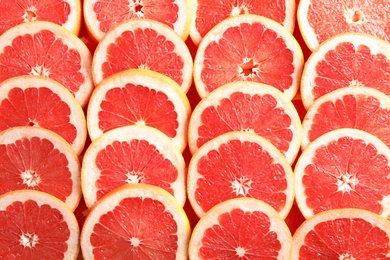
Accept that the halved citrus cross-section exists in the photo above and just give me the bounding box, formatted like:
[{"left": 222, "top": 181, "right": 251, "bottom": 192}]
[
  {"left": 80, "top": 183, "right": 190, "bottom": 259},
  {"left": 0, "top": 75, "right": 87, "bottom": 155},
  {"left": 295, "top": 128, "right": 390, "bottom": 219},
  {"left": 0, "top": 190, "right": 80, "bottom": 258},
  {"left": 189, "top": 198, "right": 292, "bottom": 259}
]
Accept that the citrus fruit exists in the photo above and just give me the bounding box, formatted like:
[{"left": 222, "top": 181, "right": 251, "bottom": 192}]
[
  {"left": 295, "top": 128, "right": 390, "bottom": 219},
  {"left": 80, "top": 183, "right": 190, "bottom": 259},
  {"left": 0, "top": 75, "right": 87, "bottom": 155},
  {"left": 92, "top": 18, "right": 193, "bottom": 93},
  {"left": 0, "top": 0, "right": 82, "bottom": 36},
  {"left": 188, "top": 131, "right": 295, "bottom": 219},
  {"left": 83, "top": 0, "right": 192, "bottom": 42},
  {"left": 82, "top": 125, "right": 186, "bottom": 208},
  {"left": 188, "top": 81, "right": 302, "bottom": 164},
  {"left": 292, "top": 208, "right": 390, "bottom": 259},
  {"left": 193, "top": 14, "right": 304, "bottom": 100},
  {"left": 301, "top": 86, "right": 390, "bottom": 150},
  {"left": 0, "top": 21, "right": 93, "bottom": 107},
  {"left": 297, "top": 0, "right": 390, "bottom": 51},
  {"left": 188, "top": 197, "right": 292, "bottom": 259},
  {"left": 190, "top": 0, "right": 296, "bottom": 46},
  {"left": 0, "top": 190, "right": 79, "bottom": 258},
  {"left": 300, "top": 32, "right": 390, "bottom": 109},
  {"left": 87, "top": 69, "right": 191, "bottom": 151}
]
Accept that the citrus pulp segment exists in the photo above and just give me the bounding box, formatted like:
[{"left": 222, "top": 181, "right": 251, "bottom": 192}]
[
  {"left": 0, "top": 0, "right": 82, "bottom": 36},
  {"left": 188, "top": 81, "right": 302, "bottom": 164},
  {"left": 0, "top": 75, "right": 87, "bottom": 155},
  {"left": 187, "top": 131, "right": 295, "bottom": 219},
  {"left": 292, "top": 208, "right": 390, "bottom": 259},
  {"left": 82, "top": 125, "right": 186, "bottom": 208},
  {"left": 190, "top": 0, "right": 296, "bottom": 46},
  {"left": 295, "top": 128, "right": 390, "bottom": 219},
  {"left": 0, "top": 190, "right": 80, "bottom": 258},
  {"left": 92, "top": 18, "right": 193, "bottom": 93},
  {"left": 302, "top": 86, "right": 390, "bottom": 150},
  {"left": 188, "top": 197, "right": 292, "bottom": 259},
  {"left": 0, "top": 126, "right": 81, "bottom": 211},
  {"left": 297, "top": 0, "right": 390, "bottom": 51},
  {"left": 300, "top": 32, "right": 390, "bottom": 109},
  {"left": 83, "top": 0, "right": 192, "bottom": 42},
  {"left": 193, "top": 14, "right": 304, "bottom": 100},
  {"left": 87, "top": 69, "right": 191, "bottom": 151},
  {"left": 80, "top": 183, "right": 190, "bottom": 259},
  {"left": 0, "top": 21, "right": 93, "bottom": 107}
]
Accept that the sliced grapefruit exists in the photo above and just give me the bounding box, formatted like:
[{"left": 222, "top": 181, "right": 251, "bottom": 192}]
[
  {"left": 83, "top": 0, "right": 192, "bottom": 42},
  {"left": 0, "top": 0, "right": 82, "bottom": 36},
  {"left": 0, "top": 190, "right": 79, "bottom": 258},
  {"left": 80, "top": 183, "right": 190, "bottom": 259},
  {"left": 92, "top": 18, "right": 193, "bottom": 93},
  {"left": 292, "top": 208, "right": 390, "bottom": 259},
  {"left": 87, "top": 69, "right": 191, "bottom": 151},
  {"left": 297, "top": 0, "right": 390, "bottom": 51},
  {"left": 301, "top": 32, "right": 390, "bottom": 109},
  {"left": 188, "top": 81, "right": 302, "bottom": 164},
  {"left": 0, "top": 21, "right": 93, "bottom": 107},
  {"left": 190, "top": 0, "right": 296, "bottom": 46},
  {"left": 193, "top": 14, "right": 304, "bottom": 100},
  {"left": 189, "top": 197, "right": 292, "bottom": 259},
  {"left": 187, "top": 131, "right": 295, "bottom": 219},
  {"left": 295, "top": 128, "right": 390, "bottom": 219},
  {"left": 302, "top": 86, "right": 390, "bottom": 150}
]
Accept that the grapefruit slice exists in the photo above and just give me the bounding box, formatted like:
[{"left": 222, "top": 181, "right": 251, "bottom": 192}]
[
  {"left": 83, "top": 0, "right": 192, "bottom": 42},
  {"left": 295, "top": 128, "right": 390, "bottom": 219},
  {"left": 0, "top": 75, "right": 87, "bottom": 155},
  {"left": 82, "top": 125, "right": 186, "bottom": 208},
  {"left": 188, "top": 81, "right": 302, "bottom": 164},
  {"left": 189, "top": 197, "right": 292, "bottom": 259},
  {"left": 0, "top": 0, "right": 82, "bottom": 35},
  {"left": 297, "top": 0, "right": 390, "bottom": 51},
  {"left": 292, "top": 208, "right": 390, "bottom": 259},
  {"left": 190, "top": 0, "right": 296, "bottom": 46},
  {"left": 87, "top": 69, "right": 191, "bottom": 152},
  {"left": 0, "top": 21, "right": 93, "bottom": 107},
  {"left": 92, "top": 18, "right": 193, "bottom": 93},
  {"left": 0, "top": 190, "right": 79, "bottom": 258},
  {"left": 193, "top": 14, "right": 304, "bottom": 100},
  {"left": 80, "top": 183, "right": 190, "bottom": 259},
  {"left": 0, "top": 126, "right": 81, "bottom": 211},
  {"left": 300, "top": 32, "right": 390, "bottom": 109},
  {"left": 187, "top": 131, "right": 295, "bottom": 219},
  {"left": 302, "top": 86, "right": 390, "bottom": 150}
]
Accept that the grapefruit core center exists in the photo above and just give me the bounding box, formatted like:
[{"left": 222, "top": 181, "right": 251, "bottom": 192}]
[
  {"left": 23, "top": 7, "right": 38, "bottom": 22},
  {"left": 130, "top": 236, "right": 141, "bottom": 247},
  {"left": 345, "top": 9, "right": 365, "bottom": 24},
  {"left": 20, "top": 233, "right": 39, "bottom": 248},
  {"left": 21, "top": 169, "right": 42, "bottom": 187},
  {"left": 336, "top": 173, "right": 358, "bottom": 193},
  {"left": 240, "top": 58, "right": 260, "bottom": 78},
  {"left": 129, "top": 1, "right": 144, "bottom": 17},
  {"left": 235, "top": 247, "right": 246, "bottom": 257},
  {"left": 231, "top": 5, "right": 249, "bottom": 16},
  {"left": 126, "top": 172, "right": 145, "bottom": 184},
  {"left": 340, "top": 253, "right": 355, "bottom": 260},
  {"left": 231, "top": 176, "right": 252, "bottom": 196},
  {"left": 30, "top": 65, "right": 50, "bottom": 77}
]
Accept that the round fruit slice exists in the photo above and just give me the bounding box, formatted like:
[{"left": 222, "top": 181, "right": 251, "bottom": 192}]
[
  {"left": 297, "top": 0, "right": 390, "bottom": 51},
  {"left": 190, "top": 0, "right": 296, "bottom": 46},
  {"left": 0, "top": 75, "right": 87, "bottom": 154},
  {"left": 188, "top": 81, "right": 302, "bottom": 164},
  {"left": 92, "top": 18, "right": 193, "bottom": 93},
  {"left": 295, "top": 128, "right": 390, "bottom": 219},
  {"left": 300, "top": 32, "right": 390, "bottom": 109},
  {"left": 83, "top": 0, "right": 192, "bottom": 42},
  {"left": 80, "top": 183, "right": 190, "bottom": 259},
  {"left": 189, "top": 197, "right": 292, "bottom": 259},
  {"left": 0, "top": 21, "right": 93, "bottom": 107},
  {"left": 0, "top": 190, "right": 79, "bottom": 258},
  {"left": 87, "top": 69, "right": 191, "bottom": 151},
  {"left": 302, "top": 86, "right": 390, "bottom": 150},
  {"left": 193, "top": 14, "right": 303, "bottom": 100},
  {"left": 82, "top": 125, "right": 186, "bottom": 208},
  {"left": 0, "top": 126, "right": 81, "bottom": 211},
  {"left": 188, "top": 131, "right": 294, "bottom": 219},
  {"left": 292, "top": 208, "right": 390, "bottom": 259}
]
